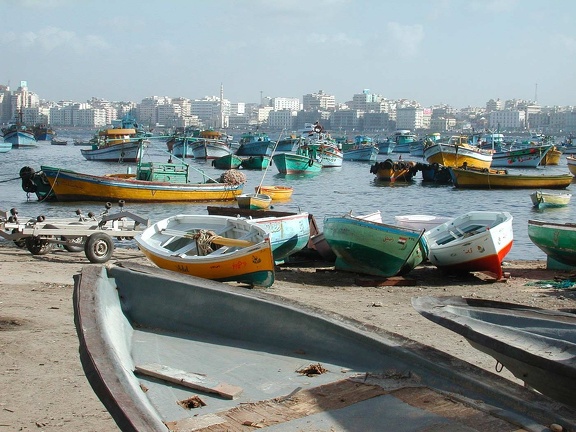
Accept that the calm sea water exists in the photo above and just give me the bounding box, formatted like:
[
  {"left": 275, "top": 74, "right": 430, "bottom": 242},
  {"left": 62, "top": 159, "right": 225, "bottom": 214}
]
[{"left": 1, "top": 129, "right": 574, "bottom": 261}]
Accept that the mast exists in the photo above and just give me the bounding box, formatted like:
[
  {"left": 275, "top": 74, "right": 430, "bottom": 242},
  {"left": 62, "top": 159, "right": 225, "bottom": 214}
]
[{"left": 220, "top": 83, "right": 224, "bottom": 129}]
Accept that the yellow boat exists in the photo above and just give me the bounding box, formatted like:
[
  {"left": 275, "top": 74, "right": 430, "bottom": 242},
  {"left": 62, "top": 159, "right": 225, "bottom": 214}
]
[
  {"left": 254, "top": 185, "right": 294, "bottom": 200},
  {"left": 450, "top": 166, "right": 574, "bottom": 189},
  {"left": 423, "top": 135, "right": 493, "bottom": 169},
  {"left": 540, "top": 146, "right": 562, "bottom": 166},
  {"left": 40, "top": 164, "right": 244, "bottom": 202},
  {"left": 567, "top": 155, "right": 576, "bottom": 176},
  {"left": 135, "top": 214, "right": 275, "bottom": 287},
  {"left": 237, "top": 193, "right": 272, "bottom": 210}
]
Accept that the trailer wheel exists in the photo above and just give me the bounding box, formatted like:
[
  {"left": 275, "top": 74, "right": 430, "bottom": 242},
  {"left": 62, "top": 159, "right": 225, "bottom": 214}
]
[
  {"left": 62, "top": 222, "right": 85, "bottom": 252},
  {"left": 84, "top": 232, "right": 114, "bottom": 263},
  {"left": 25, "top": 235, "right": 52, "bottom": 255},
  {"left": 12, "top": 229, "right": 26, "bottom": 248}
]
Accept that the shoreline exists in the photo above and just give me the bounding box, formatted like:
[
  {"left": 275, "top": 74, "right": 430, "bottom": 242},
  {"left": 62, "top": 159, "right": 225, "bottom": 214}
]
[{"left": 1, "top": 243, "right": 575, "bottom": 431}]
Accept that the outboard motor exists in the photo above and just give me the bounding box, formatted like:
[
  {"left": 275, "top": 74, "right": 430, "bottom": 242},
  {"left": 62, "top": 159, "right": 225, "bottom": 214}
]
[{"left": 19, "top": 166, "right": 38, "bottom": 193}]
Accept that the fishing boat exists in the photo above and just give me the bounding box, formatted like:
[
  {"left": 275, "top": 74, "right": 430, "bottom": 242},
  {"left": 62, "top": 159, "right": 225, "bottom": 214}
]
[
  {"left": 567, "top": 155, "right": 576, "bottom": 175},
  {"left": 423, "top": 211, "right": 514, "bottom": 280},
  {"left": 412, "top": 295, "right": 576, "bottom": 409},
  {"left": 540, "top": 145, "right": 562, "bottom": 166},
  {"left": 394, "top": 214, "right": 452, "bottom": 231},
  {"left": 235, "top": 131, "right": 274, "bottom": 156},
  {"left": 272, "top": 145, "right": 322, "bottom": 174},
  {"left": 188, "top": 131, "right": 233, "bottom": 159},
  {"left": 530, "top": 190, "right": 572, "bottom": 208},
  {"left": 1, "top": 123, "right": 37, "bottom": 147},
  {"left": 423, "top": 135, "right": 493, "bottom": 169},
  {"left": 376, "top": 138, "right": 395, "bottom": 154},
  {"left": 275, "top": 134, "right": 300, "bottom": 152},
  {"left": 392, "top": 129, "right": 416, "bottom": 153},
  {"left": 490, "top": 144, "right": 552, "bottom": 168},
  {"left": 207, "top": 206, "right": 314, "bottom": 263},
  {"left": 323, "top": 211, "right": 428, "bottom": 277},
  {"left": 528, "top": 219, "right": 576, "bottom": 267},
  {"left": 33, "top": 163, "right": 245, "bottom": 202},
  {"left": 212, "top": 153, "right": 242, "bottom": 169},
  {"left": 369, "top": 159, "right": 417, "bottom": 182},
  {"left": 450, "top": 165, "right": 574, "bottom": 189},
  {"left": 254, "top": 185, "right": 293, "bottom": 201},
  {"left": 73, "top": 263, "right": 576, "bottom": 432},
  {"left": 301, "top": 124, "right": 344, "bottom": 168},
  {"left": 33, "top": 124, "right": 56, "bottom": 141},
  {"left": 240, "top": 155, "right": 271, "bottom": 170},
  {"left": 135, "top": 214, "right": 275, "bottom": 287},
  {"left": 51, "top": 138, "right": 68, "bottom": 146},
  {"left": 342, "top": 136, "right": 379, "bottom": 162},
  {"left": 236, "top": 193, "right": 272, "bottom": 210}
]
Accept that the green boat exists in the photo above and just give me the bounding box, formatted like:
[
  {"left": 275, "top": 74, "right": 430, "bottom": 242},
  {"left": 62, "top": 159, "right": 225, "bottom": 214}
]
[
  {"left": 323, "top": 212, "right": 428, "bottom": 277},
  {"left": 240, "top": 155, "right": 271, "bottom": 170},
  {"left": 272, "top": 145, "right": 322, "bottom": 174},
  {"left": 528, "top": 219, "right": 576, "bottom": 267},
  {"left": 212, "top": 154, "right": 242, "bottom": 169}
]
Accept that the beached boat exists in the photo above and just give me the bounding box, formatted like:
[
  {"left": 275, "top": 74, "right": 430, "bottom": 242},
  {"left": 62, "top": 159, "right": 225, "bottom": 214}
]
[
  {"left": 34, "top": 163, "right": 245, "bottom": 202},
  {"left": 254, "top": 185, "right": 293, "bottom": 200},
  {"left": 135, "top": 214, "right": 275, "bottom": 287},
  {"left": 369, "top": 159, "right": 417, "bottom": 182},
  {"left": 236, "top": 193, "right": 272, "bottom": 210},
  {"left": 394, "top": 214, "right": 452, "bottom": 231},
  {"left": 240, "top": 155, "right": 271, "bottom": 170},
  {"left": 528, "top": 219, "right": 576, "bottom": 267},
  {"left": 423, "top": 211, "right": 513, "bottom": 280},
  {"left": 567, "top": 155, "right": 576, "bottom": 175},
  {"left": 73, "top": 263, "right": 576, "bottom": 432},
  {"left": 530, "top": 190, "right": 572, "bottom": 208},
  {"left": 236, "top": 131, "right": 274, "bottom": 156},
  {"left": 206, "top": 206, "right": 313, "bottom": 263},
  {"left": 490, "top": 144, "right": 552, "bottom": 168},
  {"left": 423, "top": 135, "right": 493, "bottom": 169},
  {"left": 272, "top": 145, "right": 322, "bottom": 174},
  {"left": 450, "top": 165, "right": 574, "bottom": 189},
  {"left": 323, "top": 211, "right": 428, "bottom": 277},
  {"left": 212, "top": 153, "right": 242, "bottom": 169},
  {"left": 412, "top": 295, "right": 576, "bottom": 408}
]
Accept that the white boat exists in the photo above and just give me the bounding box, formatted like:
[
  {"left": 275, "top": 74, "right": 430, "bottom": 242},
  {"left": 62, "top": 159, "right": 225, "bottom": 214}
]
[
  {"left": 394, "top": 214, "right": 452, "bottom": 231},
  {"left": 135, "top": 214, "right": 275, "bottom": 287},
  {"left": 189, "top": 139, "right": 233, "bottom": 159},
  {"left": 490, "top": 144, "right": 552, "bottom": 168},
  {"left": 530, "top": 190, "right": 572, "bottom": 208},
  {"left": 567, "top": 155, "right": 576, "bottom": 175},
  {"left": 423, "top": 211, "right": 514, "bottom": 280}
]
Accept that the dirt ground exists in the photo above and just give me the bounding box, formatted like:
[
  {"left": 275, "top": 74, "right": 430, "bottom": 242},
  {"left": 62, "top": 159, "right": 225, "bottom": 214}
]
[{"left": 1, "top": 242, "right": 575, "bottom": 431}]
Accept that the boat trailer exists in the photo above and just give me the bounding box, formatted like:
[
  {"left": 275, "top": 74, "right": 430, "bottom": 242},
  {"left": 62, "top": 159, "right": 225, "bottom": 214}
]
[{"left": 0, "top": 202, "right": 149, "bottom": 263}]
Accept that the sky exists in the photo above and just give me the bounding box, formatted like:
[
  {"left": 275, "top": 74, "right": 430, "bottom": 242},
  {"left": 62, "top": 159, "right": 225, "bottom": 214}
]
[{"left": 1, "top": 0, "right": 575, "bottom": 109}]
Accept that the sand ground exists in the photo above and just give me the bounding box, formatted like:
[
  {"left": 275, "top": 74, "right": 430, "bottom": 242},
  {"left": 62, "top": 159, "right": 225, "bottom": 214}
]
[{"left": 1, "top": 243, "right": 575, "bottom": 431}]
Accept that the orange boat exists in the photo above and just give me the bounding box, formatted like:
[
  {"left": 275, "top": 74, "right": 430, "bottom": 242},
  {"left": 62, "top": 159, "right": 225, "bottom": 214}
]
[{"left": 254, "top": 185, "right": 293, "bottom": 200}]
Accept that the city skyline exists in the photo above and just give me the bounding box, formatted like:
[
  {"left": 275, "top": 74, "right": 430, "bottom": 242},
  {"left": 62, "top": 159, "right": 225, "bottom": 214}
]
[{"left": 1, "top": 0, "right": 575, "bottom": 108}]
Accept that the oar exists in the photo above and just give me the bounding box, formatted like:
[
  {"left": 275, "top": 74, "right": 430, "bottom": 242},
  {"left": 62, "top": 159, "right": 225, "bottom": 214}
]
[{"left": 210, "top": 236, "right": 254, "bottom": 247}]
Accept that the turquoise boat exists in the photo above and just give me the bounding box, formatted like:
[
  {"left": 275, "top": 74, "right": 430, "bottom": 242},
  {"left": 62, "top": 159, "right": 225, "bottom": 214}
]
[
  {"left": 240, "top": 155, "right": 271, "bottom": 170},
  {"left": 212, "top": 154, "right": 242, "bottom": 169},
  {"left": 323, "top": 212, "right": 428, "bottom": 277},
  {"left": 272, "top": 145, "right": 322, "bottom": 174},
  {"left": 528, "top": 220, "right": 576, "bottom": 267},
  {"left": 236, "top": 131, "right": 274, "bottom": 156}
]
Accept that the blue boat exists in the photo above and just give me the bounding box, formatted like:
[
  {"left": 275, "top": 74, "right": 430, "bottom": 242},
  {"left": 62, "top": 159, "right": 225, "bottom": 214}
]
[
  {"left": 1, "top": 124, "right": 37, "bottom": 148},
  {"left": 343, "top": 136, "right": 378, "bottom": 162},
  {"left": 236, "top": 131, "right": 274, "bottom": 156},
  {"left": 392, "top": 130, "right": 416, "bottom": 153},
  {"left": 33, "top": 125, "right": 56, "bottom": 141},
  {"left": 0, "top": 140, "right": 12, "bottom": 153}
]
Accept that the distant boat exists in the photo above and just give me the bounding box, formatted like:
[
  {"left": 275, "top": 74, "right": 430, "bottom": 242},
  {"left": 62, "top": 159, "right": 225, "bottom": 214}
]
[
  {"left": 73, "top": 263, "right": 575, "bottom": 432},
  {"left": 423, "top": 135, "right": 492, "bottom": 169},
  {"left": 530, "top": 190, "right": 571, "bottom": 208},
  {"left": 51, "top": 138, "right": 68, "bottom": 146},
  {"left": 450, "top": 165, "right": 574, "bottom": 189},
  {"left": 323, "top": 211, "right": 428, "bottom": 277},
  {"left": 369, "top": 159, "right": 417, "bottom": 182},
  {"left": 376, "top": 138, "right": 395, "bottom": 154},
  {"left": 412, "top": 295, "right": 576, "bottom": 409},
  {"left": 1, "top": 124, "right": 37, "bottom": 148},
  {"left": 33, "top": 124, "right": 55, "bottom": 141},
  {"left": 342, "top": 136, "right": 379, "bottom": 162},
  {"left": 0, "top": 140, "right": 13, "bottom": 153},
  {"left": 236, "top": 131, "right": 274, "bottom": 156},
  {"left": 275, "top": 135, "right": 300, "bottom": 152},
  {"left": 212, "top": 154, "right": 243, "bottom": 169},
  {"left": 540, "top": 145, "right": 562, "bottom": 166},
  {"left": 254, "top": 185, "right": 293, "bottom": 201},
  {"left": 528, "top": 219, "right": 576, "bottom": 267},
  {"left": 423, "top": 211, "right": 514, "bottom": 280},
  {"left": 188, "top": 131, "right": 233, "bottom": 159},
  {"left": 392, "top": 129, "right": 416, "bottom": 153},
  {"left": 240, "top": 155, "right": 271, "bottom": 170},
  {"left": 135, "top": 214, "right": 275, "bottom": 287},
  {"left": 567, "top": 155, "right": 576, "bottom": 175}
]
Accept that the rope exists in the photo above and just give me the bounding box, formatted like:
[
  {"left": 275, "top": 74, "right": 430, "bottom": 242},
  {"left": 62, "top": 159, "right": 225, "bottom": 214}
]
[
  {"left": 0, "top": 176, "right": 21, "bottom": 183},
  {"left": 193, "top": 229, "right": 219, "bottom": 256}
]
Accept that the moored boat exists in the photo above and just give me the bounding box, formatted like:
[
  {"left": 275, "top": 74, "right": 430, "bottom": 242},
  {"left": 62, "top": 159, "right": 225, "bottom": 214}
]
[
  {"left": 240, "top": 155, "right": 271, "bottom": 170},
  {"left": 490, "top": 144, "right": 552, "bottom": 168},
  {"left": 135, "top": 214, "right": 275, "bottom": 287},
  {"left": 369, "top": 159, "right": 417, "bottom": 182},
  {"left": 73, "top": 263, "right": 576, "bottom": 432},
  {"left": 236, "top": 131, "right": 274, "bottom": 156},
  {"left": 392, "top": 129, "right": 416, "bottom": 153},
  {"left": 34, "top": 163, "right": 245, "bottom": 202},
  {"left": 528, "top": 219, "right": 576, "bottom": 267},
  {"left": 236, "top": 193, "right": 272, "bottom": 210},
  {"left": 540, "top": 145, "right": 562, "bottom": 166},
  {"left": 51, "top": 138, "right": 68, "bottom": 146},
  {"left": 450, "top": 165, "right": 574, "bottom": 189},
  {"left": 530, "top": 190, "right": 572, "bottom": 208},
  {"left": 254, "top": 185, "right": 293, "bottom": 201},
  {"left": 212, "top": 153, "right": 242, "bottom": 169},
  {"left": 1, "top": 123, "right": 37, "bottom": 147},
  {"left": 423, "top": 135, "right": 493, "bottom": 169},
  {"left": 33, "top": 124, "right": 56, "bottom": 141},
  {"left": 423, "top": 211, "right": 514, "bottom": 280},
  {"left": 567, "top": 155, "right": 576, "bottom": 175},
  {"left": 412, "top": 295, "right": 576, "bottom": 408},
  {"left": 342, "top": 135, "right": 378, "bottom": 162},
  {"left": 0, "top": 140, "right": 13, "bottom": 153},
  {"left": 323, "top": 211, "right": 428, "bottom": 277},
  {"left": 188, "top": 131, "right": 232, "bottom": 159},
  {"left": 272, "top": 146, "right": 322, "bottom": 174},
  {"left": 80, "top": 127, "right": 146, "bottom": 162}
]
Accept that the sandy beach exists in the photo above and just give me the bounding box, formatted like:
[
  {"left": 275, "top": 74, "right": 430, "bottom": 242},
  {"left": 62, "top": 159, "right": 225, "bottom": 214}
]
[{"left": 1, "top": 242, "right": 575, "bottom": 431}]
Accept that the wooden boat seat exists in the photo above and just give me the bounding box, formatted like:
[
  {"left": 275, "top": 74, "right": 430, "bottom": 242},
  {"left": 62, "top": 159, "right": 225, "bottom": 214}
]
[{"left": 437, "top": 224, "right": 487, "bottom": 245}]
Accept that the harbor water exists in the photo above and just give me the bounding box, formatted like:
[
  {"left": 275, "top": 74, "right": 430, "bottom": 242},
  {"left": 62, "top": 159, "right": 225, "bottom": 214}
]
[{"left": 1, "top": 130, "right": 574, "bottom": 262}]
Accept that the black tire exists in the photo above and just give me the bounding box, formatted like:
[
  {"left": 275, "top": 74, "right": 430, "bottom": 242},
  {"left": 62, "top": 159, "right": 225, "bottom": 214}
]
[
  {"left": 25, "top": 236, "right": 52, "bottom": 255},
  {"left": 84, "top": 232, "right": 114, "bottom": 263},
  {"left": 12, "top": 229, "right": 26, "bottom": 248},
  {"left": 62, "top": 222, "right": 85, "bottom": 252}
]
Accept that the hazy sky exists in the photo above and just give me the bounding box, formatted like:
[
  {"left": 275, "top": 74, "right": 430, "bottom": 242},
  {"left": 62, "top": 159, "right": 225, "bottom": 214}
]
[{"left": 1, "top": 0, "right": 575, "bottom": 108}]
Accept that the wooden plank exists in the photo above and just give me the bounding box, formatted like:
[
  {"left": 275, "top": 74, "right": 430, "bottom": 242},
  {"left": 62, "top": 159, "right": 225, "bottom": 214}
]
[{"left": 134, "top": 363, "right": 243, "bottom": 400}]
